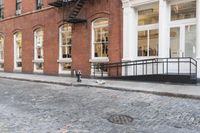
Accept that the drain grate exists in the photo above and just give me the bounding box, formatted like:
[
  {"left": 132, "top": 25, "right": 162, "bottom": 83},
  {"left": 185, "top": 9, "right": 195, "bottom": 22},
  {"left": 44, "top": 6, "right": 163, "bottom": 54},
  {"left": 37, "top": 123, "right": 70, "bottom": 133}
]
[{"left": 107, "top": 114, "right": 133, "bottom": 125}]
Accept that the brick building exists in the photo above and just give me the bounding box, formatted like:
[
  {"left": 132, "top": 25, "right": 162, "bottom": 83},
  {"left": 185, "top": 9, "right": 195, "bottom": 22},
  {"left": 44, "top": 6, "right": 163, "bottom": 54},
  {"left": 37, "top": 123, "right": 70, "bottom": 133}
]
[{"left": 0, "top": 0, "right": 122, "bottom": 76}]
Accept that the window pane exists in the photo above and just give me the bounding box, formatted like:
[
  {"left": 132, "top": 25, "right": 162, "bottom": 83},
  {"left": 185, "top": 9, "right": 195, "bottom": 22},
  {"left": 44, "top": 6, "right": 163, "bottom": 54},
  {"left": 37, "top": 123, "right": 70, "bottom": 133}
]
[
  {"left": 0, "top": 63, "right": 3, "bottom": 69},
  {"left": 60, "top": 24, "right": 72, "bottom": 59},
  {"left": 0, "top": 35, "right": 4, "bottom": 60},
  {"left": 35, "top": 29, "right": 43, "bottom": 59},
  {"left": 93, "top": 63, "right": 108, "bottom": 74},
  {"left": 138, "top": 31, "right": 148, "bottom": 56},
  {"left": 138, "top": 6, "right": 159, "bottom": 25},
  {"left": 171, "top": 1, "right": 196, "bottom": 21},
  {"left": 149, "top": 29, "right": 158, "bottom": 56},
  {"left": 17, "top": 62, "right": 22, "bottom": 67},
  {"left": 35, "top": 62, "right": 43, "bottom": 70},
  {"left": 170, "top": 27, "right": 180, "bottom": 57},
  {"left": 185, "top": 25, "right": 196, "bottom": 58},
  {"left": 61, "top": 63, "right": 71, "bottom": 71},
  {"left": 15, "top": 32, "right": 22, "bottom": 60},
  {"left": 36, "top": 47, "right": 43, "bottom": 59},
  {"left": 93, "top": 19, "right": 109, "bottom": 58}
]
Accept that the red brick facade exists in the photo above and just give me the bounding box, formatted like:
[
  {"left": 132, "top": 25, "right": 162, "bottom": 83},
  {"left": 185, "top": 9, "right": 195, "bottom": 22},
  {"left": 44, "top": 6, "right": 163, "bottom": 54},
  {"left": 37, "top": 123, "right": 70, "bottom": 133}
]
[{"left": 0, "top": 0, "right": 122, "bottom": 76}]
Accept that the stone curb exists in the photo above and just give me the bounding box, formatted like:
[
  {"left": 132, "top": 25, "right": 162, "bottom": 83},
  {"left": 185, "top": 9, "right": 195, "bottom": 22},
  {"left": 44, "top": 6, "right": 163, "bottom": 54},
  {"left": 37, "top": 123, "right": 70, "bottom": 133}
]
[{"left": 0, "top": 76, "right": 200, "bottom": 100}]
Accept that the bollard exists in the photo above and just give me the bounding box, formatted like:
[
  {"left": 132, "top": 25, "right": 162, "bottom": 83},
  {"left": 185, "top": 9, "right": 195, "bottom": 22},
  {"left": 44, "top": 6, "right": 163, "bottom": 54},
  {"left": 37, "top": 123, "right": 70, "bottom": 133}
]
[{"left": 76, "top": 70, "right": 82, "bottom": 82}]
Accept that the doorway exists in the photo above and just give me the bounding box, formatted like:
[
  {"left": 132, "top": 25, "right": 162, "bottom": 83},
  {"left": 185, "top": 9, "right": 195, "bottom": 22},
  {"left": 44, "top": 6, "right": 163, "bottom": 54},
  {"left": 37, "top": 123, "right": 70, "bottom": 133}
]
[{"left": 170, "top": 25, "right": 196, "bottom": 58}]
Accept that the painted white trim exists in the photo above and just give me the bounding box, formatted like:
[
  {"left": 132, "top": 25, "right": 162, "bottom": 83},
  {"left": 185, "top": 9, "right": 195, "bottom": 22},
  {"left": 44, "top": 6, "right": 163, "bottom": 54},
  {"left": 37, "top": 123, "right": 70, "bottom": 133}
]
[
  {"left": 58, "top": 24, "right": 73, "bottom": 74},
  {"left": 33, "top": 29, "right": 44, "bottom": 73},
  {"left": 13, "top": 32, "right": 22, "bottom": 71}
]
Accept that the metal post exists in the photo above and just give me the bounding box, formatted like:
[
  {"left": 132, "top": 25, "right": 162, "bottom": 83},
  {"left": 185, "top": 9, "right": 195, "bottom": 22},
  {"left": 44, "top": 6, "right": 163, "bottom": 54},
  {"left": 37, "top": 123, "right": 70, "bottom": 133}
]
[
  {"left": 166, "top": 58, "right": 168, "bottom": 75},
  {"left": 178, "top": 58, "right": 180, "bottom": 75}
]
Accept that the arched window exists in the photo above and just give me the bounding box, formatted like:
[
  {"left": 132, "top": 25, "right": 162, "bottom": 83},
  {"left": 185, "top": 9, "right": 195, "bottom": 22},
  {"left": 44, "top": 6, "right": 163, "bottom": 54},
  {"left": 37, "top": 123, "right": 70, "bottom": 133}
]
[
  {"left": 0, "top": 34, "right": 4, "bottom": 69},
  {"left": 58, "top": 24, "right": 72, "bottom": 74},
  {"left": 14, "top": 32, "right": 22, "bottom": 71},
  {"left": 91, "top": 18, "right": 109, "bottom": 76},
  {"left": 92, "top": 18, "right": 109, "bottom": 58},
  {"left": 33, "top": 28, "right": 43, "bottom": 72}
]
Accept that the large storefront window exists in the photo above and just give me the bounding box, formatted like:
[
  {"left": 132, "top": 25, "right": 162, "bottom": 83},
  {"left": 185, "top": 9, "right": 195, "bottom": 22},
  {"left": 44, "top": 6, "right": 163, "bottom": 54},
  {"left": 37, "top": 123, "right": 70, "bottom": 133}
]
[
  {"left": 137, "top": 5, "right": 159, "bottom": 57},
  {"left": 93, "top": 18, "right": 109, "bottom": 58},
  {"left": 185, "top": 25, "right": 196, "bottom": 58},
  {"left": 170, "top": 1, "right": 197, "bottom": 58},
  {"left": 58, "top": 24, "right": 72, "bottom": 74},
  {"left": 138, "top": 6, "right": 159, "bottom": 25},
  {"left": 14, "top": 32, "right": 22, "bottom": 70},
  {"left": 138, "top": 30, "right": 158, "bottom": 56},
  {"left": 171, "top": 1, "right": 196, "bottom": 21},
  {"left": 34, "top": 29, "right": 43, "bottom": 72},
  {"left": 0, "top": 35, "right": 4, "bottom": 69}
]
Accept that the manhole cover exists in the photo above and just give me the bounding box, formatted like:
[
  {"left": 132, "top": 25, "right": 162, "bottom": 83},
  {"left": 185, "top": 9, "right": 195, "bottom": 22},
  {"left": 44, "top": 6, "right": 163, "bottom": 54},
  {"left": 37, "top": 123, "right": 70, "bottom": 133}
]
[{"left": 107, "top": 114, "right": 133, "bottom": 125}]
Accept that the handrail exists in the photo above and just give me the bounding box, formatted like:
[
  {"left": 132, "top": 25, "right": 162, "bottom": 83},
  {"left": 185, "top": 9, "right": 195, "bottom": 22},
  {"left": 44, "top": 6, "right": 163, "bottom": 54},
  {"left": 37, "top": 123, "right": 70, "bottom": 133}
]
[{"left": 92, "top": 57, "right": 198, "bottom": 82}]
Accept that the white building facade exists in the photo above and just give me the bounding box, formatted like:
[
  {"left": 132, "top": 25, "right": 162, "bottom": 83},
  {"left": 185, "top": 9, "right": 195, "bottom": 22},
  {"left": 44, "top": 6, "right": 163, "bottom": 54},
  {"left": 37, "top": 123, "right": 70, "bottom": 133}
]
[{"left": 122, "top": 0, "right": 200, "bottom": 78}]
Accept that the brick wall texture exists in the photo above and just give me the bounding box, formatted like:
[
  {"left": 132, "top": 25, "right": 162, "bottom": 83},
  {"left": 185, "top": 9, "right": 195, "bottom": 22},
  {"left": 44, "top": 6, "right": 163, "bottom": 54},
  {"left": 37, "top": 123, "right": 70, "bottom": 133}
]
[{"left": 0, "top": 0, "right": 122, "bottom": 76}]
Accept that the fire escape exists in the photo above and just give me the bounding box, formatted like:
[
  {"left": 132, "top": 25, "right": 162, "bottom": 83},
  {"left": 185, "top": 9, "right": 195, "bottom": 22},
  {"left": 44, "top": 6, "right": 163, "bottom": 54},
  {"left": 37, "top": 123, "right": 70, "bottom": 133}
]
[{"left": 48, "top": 0, "right": 87, "bottom": 23}]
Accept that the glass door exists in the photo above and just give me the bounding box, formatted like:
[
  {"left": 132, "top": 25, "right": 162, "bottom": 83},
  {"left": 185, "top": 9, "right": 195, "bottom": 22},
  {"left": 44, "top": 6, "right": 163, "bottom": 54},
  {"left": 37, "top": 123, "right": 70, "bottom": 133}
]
[
  {"left": 185, "top": 25, "right": 196, "bottom": 58},
  {"left": 170, "top": 25, "right": 196, "bottom": 58}
]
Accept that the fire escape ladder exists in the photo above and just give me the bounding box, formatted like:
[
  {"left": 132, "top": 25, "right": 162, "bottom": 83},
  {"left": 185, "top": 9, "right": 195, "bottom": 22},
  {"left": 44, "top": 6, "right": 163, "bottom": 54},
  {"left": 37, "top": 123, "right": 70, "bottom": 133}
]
[{"left": 66, "top": 0, "right": 87, "bottom": 23}]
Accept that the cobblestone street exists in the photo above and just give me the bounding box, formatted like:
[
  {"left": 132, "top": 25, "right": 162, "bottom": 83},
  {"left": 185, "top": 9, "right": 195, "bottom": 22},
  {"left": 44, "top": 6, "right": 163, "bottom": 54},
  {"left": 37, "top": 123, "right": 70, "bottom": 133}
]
[{"left": 0, "top": 79, "right": 200, "bottom": 133}]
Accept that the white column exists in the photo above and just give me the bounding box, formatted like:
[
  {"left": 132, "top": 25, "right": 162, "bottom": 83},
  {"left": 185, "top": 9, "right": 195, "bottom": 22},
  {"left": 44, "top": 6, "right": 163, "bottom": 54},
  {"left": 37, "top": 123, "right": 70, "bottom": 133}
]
[
  {"left": 196, "top": 0, "right": 200, "bottom": 58},
  {"left": 196, "top": 0, "right": 200, "bottom": 78},
  {"left": 158, "top": 0, "right": 169, "bottom": 58},
  {"left": 122, "top": 6, "right": 137, "bottom": 61}
]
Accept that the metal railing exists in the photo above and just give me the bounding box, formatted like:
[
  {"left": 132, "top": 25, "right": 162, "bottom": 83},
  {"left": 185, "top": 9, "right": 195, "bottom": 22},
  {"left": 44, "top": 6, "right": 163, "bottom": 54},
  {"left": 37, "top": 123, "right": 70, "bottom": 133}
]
[{"left": 92, "top": 57, "right": 197, "bottom": 81}]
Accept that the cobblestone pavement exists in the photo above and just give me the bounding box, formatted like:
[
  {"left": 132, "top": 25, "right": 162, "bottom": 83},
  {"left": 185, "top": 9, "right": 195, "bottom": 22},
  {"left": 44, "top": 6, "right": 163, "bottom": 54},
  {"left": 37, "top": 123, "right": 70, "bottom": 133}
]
[{"left": 0, "top": 79, "right": 200, "bottom": 133}]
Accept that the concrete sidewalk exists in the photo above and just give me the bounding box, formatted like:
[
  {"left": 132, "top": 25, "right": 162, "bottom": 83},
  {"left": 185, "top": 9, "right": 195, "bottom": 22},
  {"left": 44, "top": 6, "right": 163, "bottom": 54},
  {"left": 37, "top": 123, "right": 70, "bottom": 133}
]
[{"left": 0, "top": 72, "right": 200, "bottom": 99}]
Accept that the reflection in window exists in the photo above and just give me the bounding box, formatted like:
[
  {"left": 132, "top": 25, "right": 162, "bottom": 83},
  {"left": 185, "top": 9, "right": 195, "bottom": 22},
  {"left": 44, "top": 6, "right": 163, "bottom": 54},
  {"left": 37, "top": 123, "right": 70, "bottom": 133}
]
[
  {"left": 138, "top": 6, "right": 159, "bottom": 25},
  {"left": 138, "top": 31, "right": 148, "bottom": 56},
  {"left": 34, "top": 29, "right": 43, "bottom": 72},
  {"left": 60, "top": 24, "right": 72, "bottom": 59},
  {"left": 92, "top": 63, "right": 108, "bottom": 76},
  {"left": 138, "top": 30, "right": 158, "bottom": 57},
  {"left": 34, "top": 29, "right": 43, "bottom": 59},
  {"left": 0, "top": 0, "right": 4, "bottom": 19},
  {"left": 170, "top": 27, "right": 180, "bottom": 57},
  {"left": 149, "top": 30, "right": 158, "bottom": 56},
  {"left": 171, "top": 1, "right": 196, "bottom": 21},
  {"left": 93, "top": 18, "right": 109, "bottom": 58},
  {"left": 59, "top": 24, "right": 72, "bottom": 74},
  {"left": 61, "top": 63, "right": 71, "bottom": 71},
  {"left": 35, "top": 62, "right": 43, "bottom": 70},
  {"left": 14, "top": 32, "right": 22, "bottom": 69},
  {"left": 185, "top": 25, "right": 196, "bottom": 58}
]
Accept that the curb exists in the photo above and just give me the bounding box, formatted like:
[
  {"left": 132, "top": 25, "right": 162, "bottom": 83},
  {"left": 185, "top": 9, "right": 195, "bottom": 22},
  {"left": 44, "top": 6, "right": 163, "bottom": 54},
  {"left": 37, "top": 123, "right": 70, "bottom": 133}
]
[{"left": 1, "top": 76, "right": 200, "bottom": 100}]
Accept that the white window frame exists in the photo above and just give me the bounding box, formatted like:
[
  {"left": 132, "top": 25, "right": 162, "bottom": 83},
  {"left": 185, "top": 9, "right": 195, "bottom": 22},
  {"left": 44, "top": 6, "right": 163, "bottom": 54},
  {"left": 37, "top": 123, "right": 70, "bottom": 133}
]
[
  {"left": 90, "top": 18, "right": 109, "bottom": 63},
  {"left": 90, "top": 18, "right": 109, "bottom": 76},
  {"left": 0, "top": 34, "right": 4, "bottom": 70},
  {"left": 57, "top": 24, "right": 72, "bottom": 74},
  {"left": 169, "top": 0, "right": 197, "bottom": 58},
  {"left": 13, "top": 32, "right": 22, "bottom": 71},
  {"left": 33, "top": 29, "right": 44, "bottom": 73},
  {"left": 137, "top": 5, "right": 159, "bottom": 59}
]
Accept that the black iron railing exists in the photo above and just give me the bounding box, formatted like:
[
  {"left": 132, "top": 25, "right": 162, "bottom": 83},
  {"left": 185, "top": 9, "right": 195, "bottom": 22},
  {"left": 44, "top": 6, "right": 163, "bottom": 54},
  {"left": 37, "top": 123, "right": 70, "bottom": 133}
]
[{"left": 92, "top": 57, "right": 198, "bottom": 81}]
